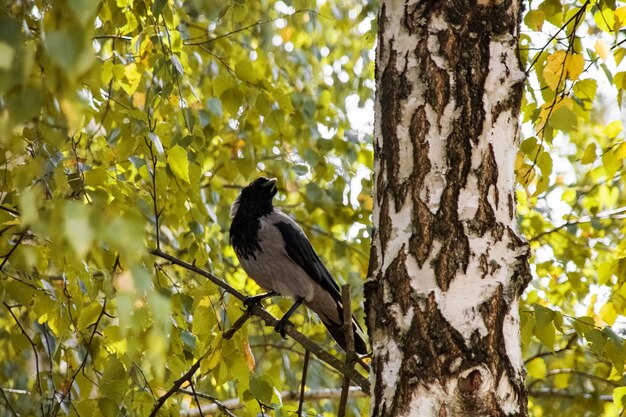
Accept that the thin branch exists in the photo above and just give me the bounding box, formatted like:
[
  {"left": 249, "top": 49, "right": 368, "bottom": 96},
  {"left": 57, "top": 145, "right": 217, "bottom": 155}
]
[
  {"left": 529, "top": 388, "right": 612, "bottom": 402},
  {"left": 338, "top": 285, "right": 355, "bottom": 417},
  {"left": 530, "top": 206, "right": 626, "bottom": 242},
  {"left": 188, "top": 381, "right": 205, "bottom": 417},
  {"left": 3, "top": 302, "right": 45, "bottom": 416},
  {"left": 525, "top": 1, "right": 590, "bottom": 72},
  {"left": 51, "top": 298, "right": 108, "bottom": 417},
  {"left": 0, "top": 232, "right": 26, "bottom": 271},
  {"left": 93, "top": 35, "right": 132, "bottom": 41},
  {"left": 182, "top": 387, "right": 366, "bottom": 416},
  {"left": 0, "top": 205, "right": 20, "bottom": 216},
  {"left": 524, "top": 334, "right": 577, "bottom": 364},
  {"left": 177, "top": 389, "right": 237, "bottom": 417},
  {"left": 184, "top": 10, "right": 316, "bottom": 46},
  {"left": 297, "top": 349, "right": 310, "bottom": 416},
  {"left": 148, "top": 357, "right": 204, "bottom": 417},
  {"left": 0, "top": 386, "right": 19, "bottom": 417},
  {"left": 223, "top": 309, "right": 252, "bottom": 339},
  {"left": 149, "top": 249, "right": 370, "bottom": 393}
]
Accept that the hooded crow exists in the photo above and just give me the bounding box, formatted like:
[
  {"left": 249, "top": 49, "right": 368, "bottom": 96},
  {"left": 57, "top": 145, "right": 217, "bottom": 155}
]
[{"left": 230, "top": 176, "right": 367, "bottom": 354}]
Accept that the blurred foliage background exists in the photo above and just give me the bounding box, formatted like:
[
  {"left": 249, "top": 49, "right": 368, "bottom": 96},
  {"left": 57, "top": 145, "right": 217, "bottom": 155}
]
[{"left": 2, "top": 0, "right": 626, "bottom": 416}]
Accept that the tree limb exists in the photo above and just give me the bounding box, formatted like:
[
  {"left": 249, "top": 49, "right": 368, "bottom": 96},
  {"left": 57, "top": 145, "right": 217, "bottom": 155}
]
[{"left": 149, "top": 248, "right": 371, "bottom": 394}]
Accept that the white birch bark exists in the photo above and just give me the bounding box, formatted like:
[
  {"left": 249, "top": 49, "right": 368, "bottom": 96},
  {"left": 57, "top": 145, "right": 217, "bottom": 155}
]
[{"left": 365, "top": 1, "right": 530, "bottom": 416}]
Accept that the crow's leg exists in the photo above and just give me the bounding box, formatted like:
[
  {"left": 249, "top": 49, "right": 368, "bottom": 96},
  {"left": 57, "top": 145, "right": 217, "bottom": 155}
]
[
  {"left": 275, "top": 297, "right": 304, "bottom": 338},
  {"left": 243, "top": 291, "right": 277, "bottom": 309}
]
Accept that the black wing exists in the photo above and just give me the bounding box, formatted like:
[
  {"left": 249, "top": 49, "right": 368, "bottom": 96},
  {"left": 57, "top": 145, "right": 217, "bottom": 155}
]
[{"left": 274, "top": 220, "right": 342, "bottom": 302}]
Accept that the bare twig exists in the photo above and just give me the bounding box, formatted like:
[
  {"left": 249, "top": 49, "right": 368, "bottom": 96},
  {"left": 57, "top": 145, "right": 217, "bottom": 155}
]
[
  {"left": 149, "top": 249, "right": 370, "bottom": 393},
  {"left": 188, "top": 381, "right": 205, "bottom": 417},
  {"left": 297, "top": 349, "right": 310, "bottom": 416}
]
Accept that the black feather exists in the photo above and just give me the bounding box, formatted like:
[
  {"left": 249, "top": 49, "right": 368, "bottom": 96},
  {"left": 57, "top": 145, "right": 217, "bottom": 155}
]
[
  {"left": 274, "top": 221, "right": 341, "bottom": 300},
  {"left": 229, "top": 177, "right": 277, "bottom": 260}
]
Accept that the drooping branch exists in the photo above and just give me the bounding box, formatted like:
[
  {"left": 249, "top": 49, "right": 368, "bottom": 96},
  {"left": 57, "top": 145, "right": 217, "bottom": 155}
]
[{"left": 149, "top": 249, "right": 370, "bottom": 393}]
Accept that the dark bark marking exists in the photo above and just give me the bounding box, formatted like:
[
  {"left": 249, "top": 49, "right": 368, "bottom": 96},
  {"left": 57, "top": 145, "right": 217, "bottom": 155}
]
[
  {"left": 469, "top": 143, "right": 500, "bottom": 238},
  {"left": 386, "top": 247, "right": 411, "bottom": 314},
  {"left": 409, "top": 106, "right": 436, "bottom": 267}
]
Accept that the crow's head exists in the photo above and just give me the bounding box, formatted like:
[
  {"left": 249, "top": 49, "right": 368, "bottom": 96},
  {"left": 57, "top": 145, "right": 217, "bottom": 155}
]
[{"left": 231, "top": 177, "right": 278, "bottom": 217}]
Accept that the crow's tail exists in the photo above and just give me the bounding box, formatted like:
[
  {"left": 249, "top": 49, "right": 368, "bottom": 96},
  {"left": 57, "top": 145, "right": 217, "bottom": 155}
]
[{"left": 323, "top": 318, "right": 368, "bottom": 355}]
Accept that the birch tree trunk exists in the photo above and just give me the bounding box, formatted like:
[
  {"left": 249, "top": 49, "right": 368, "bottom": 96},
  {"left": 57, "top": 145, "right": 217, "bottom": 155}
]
[{"left": 365, "top": 1, "right": 531, "bottom": 416}]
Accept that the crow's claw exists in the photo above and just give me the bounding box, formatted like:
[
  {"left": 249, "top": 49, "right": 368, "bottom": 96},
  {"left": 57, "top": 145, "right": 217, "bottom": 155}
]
[
  {"left": 274, "top": 318, "right": 289, "bottom": 339},
  {"left": 243, "top": 291, "right": 276, "bottom": 309}
]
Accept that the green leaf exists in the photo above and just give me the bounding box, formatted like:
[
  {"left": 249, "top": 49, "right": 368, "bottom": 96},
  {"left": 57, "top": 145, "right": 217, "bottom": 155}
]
[
  {"left": 520, "top": 137, "right": 538, "bottom": 156},
  {"left": 168, "top": 145, "right": 190, "bottom": 183},
  {"left": 68, "top": 0, "right": 100, "bottom": 26},
  {"left": 77, "top": 302, "right": 104, "bottom": 331},
  {"left": 235, "top": 60, "right": 257, "bottom": 83},
  {"left": 100, "top": 356, "right": 127, "bottom": 405},
  {"left": 573, "top": 79, "right": 597, "bottom": 104},
  {"left": 548, "top": 106, "right": 577, "bottom": 131},
  {"left": 152, "top": 0, "right": 167, "bottom": 17},
  {"left": 44, "top": 28, "right": 94, "bottom": 75},
  {"left": 221, "top": 87, "right": 244, "bottom": 115},
  {"left": 0, "top": 42, "right": 15, "bottom": 70},
  {"left": 524, "top": 9, "right": 546, "bottom": 31},
  {"left": 533, "top": 304, "right": 556, "bottom": 350},
  {"left": 249, "top": 375, "right": 274, "bottom": 404},
  {"left": 600, "top": 302, "right": 618, "bottom": 325},
  {"left": 63, "top": 202, "right": 94, "bottom": 257},
  {"left": 171, "top": 54, "right": 184, "bottom": 76},
  {"left": 581, "top": 143, "right": 597, "bottom": 165},
  {"left": 602, "top": 149, "right": 622, "bottom": 179}
]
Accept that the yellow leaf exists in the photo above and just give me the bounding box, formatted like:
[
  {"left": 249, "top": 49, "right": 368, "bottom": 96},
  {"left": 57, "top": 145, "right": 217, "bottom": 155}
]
[
  {"left": 617, "top": 143, "right": 626, "bottom": 159},
  {"left": 615, "top": 386, "right": 626, "bottom": 412},
  {"left": 543, "top": 51, "right": 566, "bottom": 90},
  {"left": 566, "top": 54, "right": 584, "bottom": 81},
  {"left": 526, "top": 358, "right": 547, "bottom": 379},
  {"left": 543, "top": 52, "right": 584, "bottom": 90},
  {"left": 595, "top": 39, "right": 610, "bottom": 60},
  {"left": 600, "top": 302, "right": 618, "bottom": 325},
  {"left": 616, "top": 6, "right": 626, "bottom": 28}
]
